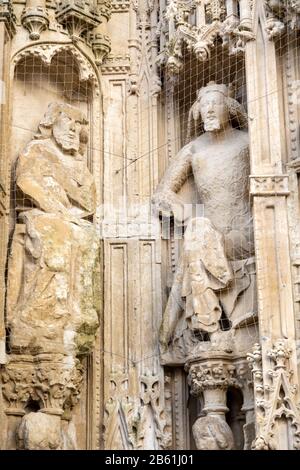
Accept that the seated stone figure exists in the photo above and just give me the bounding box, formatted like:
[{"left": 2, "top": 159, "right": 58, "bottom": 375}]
[
  {"left": 152, "top": 82, "right": 257, "bottom": 358},
  {"left": 7, "top": 103, "right": 100, "bottom": 356}
]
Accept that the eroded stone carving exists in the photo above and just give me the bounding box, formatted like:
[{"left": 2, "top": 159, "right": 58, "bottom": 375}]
[
  {"left": 265, "top": 0, "right": 300, "bottom": 38},
  {"left": 2, "top": 102, "right": 100, "bottom": 449},
  {"left": 153, "top": 82, "right": 257, "bottom": 361},
  {"left": 56, "top": 0, "right": 101, "bottom": 40},
  {"left": 8, "top": 102, "right": 99, "bottom": 356},
  {"left": 192, "top": 415, "right": 234, "bottom": 450},
  {"left": 17, "top": 412, "right": 62, "bottom": 450}
]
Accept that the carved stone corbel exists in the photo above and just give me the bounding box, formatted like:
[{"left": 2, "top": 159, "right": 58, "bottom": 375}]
[
  {"left": 264, "top": 0, "right": 300, "bottom": 39},
  {"left": 91, "top": 0, "right": 112, "bottom": 65},
  {"left": 157, "top": 0, "right": 255, "bottom": 74},
  {"left": 21, "top": 0, "right": 49, "bottom": 40},
  {"left": 56, "top": 0, "right": 101, "bottom": 40}
]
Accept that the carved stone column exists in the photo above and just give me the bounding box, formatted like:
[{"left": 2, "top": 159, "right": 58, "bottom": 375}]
[
  {"left": 186, "top": 353, "right": 241, "bottom": 419},
  {"left": 186, "top": 353, "right": 241, "bottom": 450}
]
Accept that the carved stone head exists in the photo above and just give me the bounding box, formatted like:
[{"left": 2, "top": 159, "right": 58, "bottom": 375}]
[
  {"left": 192, "top": 415, "right": 234, "bottom": 450},
  {"left": 186, "top": 81, "right": 248, "bottom": 141},
  {"left": 197, "top": 82, "right": 230, "bottom": 132},
  {"left": 37, "top": 103, "right": 88, "bottom": 154}
]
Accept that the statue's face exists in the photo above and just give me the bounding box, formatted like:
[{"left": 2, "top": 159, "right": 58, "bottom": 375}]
[
  {"left": 52, "top": 112, "right": 81, "bottom": 153},
  {"left": 199, "top": 91, "right": 229, "bottom": 133}
]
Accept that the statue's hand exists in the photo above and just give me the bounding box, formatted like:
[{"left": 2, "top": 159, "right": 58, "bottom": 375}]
[{"left": 151, "top": 191, "right": 186, "bottom": 223}]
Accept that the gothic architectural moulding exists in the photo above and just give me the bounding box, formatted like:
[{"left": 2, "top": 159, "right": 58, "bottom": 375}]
[
  {"left": 157, "top": 0, "right": 255, "bottom": 73},
  {"left": 264, "top": 0, "right": 300, "bottom": 38}
]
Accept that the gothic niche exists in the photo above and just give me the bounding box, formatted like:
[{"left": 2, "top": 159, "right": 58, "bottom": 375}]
[
  {"left": 1, "top": 102, "right": 100, "bottom": 450},
  {"left": 153, "top": 81, "right": 258, "bottom": 449}
]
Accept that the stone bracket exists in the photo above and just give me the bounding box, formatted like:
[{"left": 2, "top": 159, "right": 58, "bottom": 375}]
[{"left": 250, "top": 175, "right": 289, "bottom": 196}]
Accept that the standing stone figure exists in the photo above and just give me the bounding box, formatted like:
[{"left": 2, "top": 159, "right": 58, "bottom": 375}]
[
  {"left": 8, "top": 102, "right": 100, "bottom": 357},
  {"left": 153, "top": 82, "right": 256, "bottom": 356}
]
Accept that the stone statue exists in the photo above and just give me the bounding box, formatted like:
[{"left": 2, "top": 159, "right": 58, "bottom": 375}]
[
  {"left": 152, "top": 82, "right": 256, "bottom": 357},
  {"left": 192, "top": 416, "right": 234, "bottom": 450},
  {"left": 7, "top": 102, "right": 100, "bottom": 356}
]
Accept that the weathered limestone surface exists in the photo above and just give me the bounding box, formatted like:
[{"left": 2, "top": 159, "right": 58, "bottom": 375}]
[
  {"left": 1, "top": 103, "right": 100, "bottom": 449},
  {"left": 192, "top": 415, "right": 234, "bottom": 451},
  {"left": 0, "top": 0, "right": 299, "bottom": 451},
  {"left": 8, "top": 103, "right": 99, "bottom": 356},
  {"left": 152, "top": 81, "right": 258, "bottom": 450},
  {"left": 153, "top": 82, "right": 257, "bottom": 360}
]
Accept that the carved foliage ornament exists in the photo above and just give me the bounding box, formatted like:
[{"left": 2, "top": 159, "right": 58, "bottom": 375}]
[
  {"left": 157, "top": 0, "right": 255, "bottom": 73},
  {"left": 187, "top": 360, "right": 242, "bottom": 395},
  {"left": 12, "top": 44, "right": 99, "bottom": 89},
  {"left": 2, "top": 356, "right": 84, "bottom": 416},
  {"left": 265, "top": 0, "right": 300, "bottom": 39}
]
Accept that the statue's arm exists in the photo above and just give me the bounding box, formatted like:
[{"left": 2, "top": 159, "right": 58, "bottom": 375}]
[
  {"left": 17, "top": 174, "right": 70, "bottom": 215},
  {"left": 152, "top": 144, "right": 192, "bottom": 219},
  {"left": 16, "top": 151, "right": 71, "bottom": 216}
]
